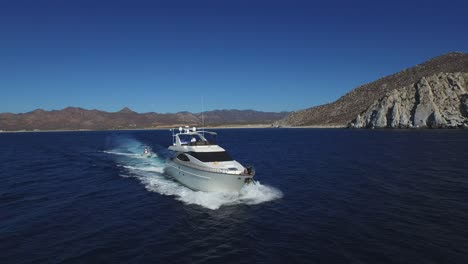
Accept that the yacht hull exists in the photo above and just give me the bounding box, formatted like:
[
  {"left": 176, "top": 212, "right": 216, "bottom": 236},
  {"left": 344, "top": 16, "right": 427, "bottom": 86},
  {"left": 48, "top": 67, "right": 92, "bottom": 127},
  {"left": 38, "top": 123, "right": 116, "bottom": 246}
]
[{"left": 165, "top": 160, "right": 253, "bottom": 193}]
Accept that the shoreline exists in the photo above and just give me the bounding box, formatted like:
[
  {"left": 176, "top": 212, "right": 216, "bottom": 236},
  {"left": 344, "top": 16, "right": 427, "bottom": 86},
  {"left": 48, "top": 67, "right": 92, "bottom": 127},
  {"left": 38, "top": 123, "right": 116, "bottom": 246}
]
[
  {"left": 2, "top": 125, "right": 468, "bottom": 133},
  {"left": 0, "top": 124, "right": 346, "bottom": 133}
]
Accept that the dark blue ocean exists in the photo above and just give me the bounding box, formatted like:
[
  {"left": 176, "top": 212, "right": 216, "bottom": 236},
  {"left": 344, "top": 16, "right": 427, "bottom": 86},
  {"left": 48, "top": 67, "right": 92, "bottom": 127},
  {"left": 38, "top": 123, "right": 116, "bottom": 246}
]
[{"left": 1, "top": 129, "right": 468, "bottom": 263}]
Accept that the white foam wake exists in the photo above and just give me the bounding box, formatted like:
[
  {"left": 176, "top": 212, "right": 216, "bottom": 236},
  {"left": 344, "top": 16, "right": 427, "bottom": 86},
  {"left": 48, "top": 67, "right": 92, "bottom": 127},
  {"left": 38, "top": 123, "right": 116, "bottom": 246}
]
[
  {"left": 103, "top": 150, "right": 157, "bottom": 159},
  {"left": 103, "top": 150, "right": 143, "bottom": 157},
  {"left": 104, "top": 136, "right": 282, "bottom": 210},
  {"left": 122, "top": 165, "right": 165, "bottom": 174},
  {"left": 127, "top": 167, "right": 282, "bottom": 210},
  {"left": 144, "top": 175, "right": 283, "bottom": 210}
]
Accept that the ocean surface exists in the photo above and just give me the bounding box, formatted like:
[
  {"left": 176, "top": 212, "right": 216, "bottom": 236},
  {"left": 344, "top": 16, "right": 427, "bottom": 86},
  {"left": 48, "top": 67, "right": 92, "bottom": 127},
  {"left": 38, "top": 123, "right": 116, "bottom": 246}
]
[{"left": 1, "top": 128, "right": 468, "bottom": 263}]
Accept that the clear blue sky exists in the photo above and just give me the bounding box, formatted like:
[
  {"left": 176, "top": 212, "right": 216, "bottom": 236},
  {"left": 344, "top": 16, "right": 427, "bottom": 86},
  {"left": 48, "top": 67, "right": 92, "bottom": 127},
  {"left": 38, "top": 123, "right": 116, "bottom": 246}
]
[{"left": 1, "top": 0, "right": 467, "bottom": 113}]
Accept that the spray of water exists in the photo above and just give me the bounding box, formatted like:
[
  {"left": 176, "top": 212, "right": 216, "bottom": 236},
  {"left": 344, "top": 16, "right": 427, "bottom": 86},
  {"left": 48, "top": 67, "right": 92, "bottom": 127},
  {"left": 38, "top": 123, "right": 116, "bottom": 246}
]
[{"left": 104, "top": 136, "right": 283, "bottom": 210}]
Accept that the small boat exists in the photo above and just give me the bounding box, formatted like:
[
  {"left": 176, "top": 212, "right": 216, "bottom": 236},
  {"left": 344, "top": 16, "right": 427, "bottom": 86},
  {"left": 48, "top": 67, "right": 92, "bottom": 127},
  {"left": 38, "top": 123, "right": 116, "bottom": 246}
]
[
  {"left": 164, "top": 126, "right": 255, "bottom": 193},
  {"left": 143, "top": 147, "right": 152, "bottom": 158}
]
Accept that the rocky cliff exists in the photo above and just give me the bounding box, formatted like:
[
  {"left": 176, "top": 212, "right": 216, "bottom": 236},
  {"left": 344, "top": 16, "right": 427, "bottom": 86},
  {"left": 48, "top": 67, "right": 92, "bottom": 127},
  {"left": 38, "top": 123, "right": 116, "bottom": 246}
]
[
  {"left": 280, "top": 52, "right": 468, "bottom": 127},
  {"left": 349, "top": 72, "right": 468, "bottom": 128}
]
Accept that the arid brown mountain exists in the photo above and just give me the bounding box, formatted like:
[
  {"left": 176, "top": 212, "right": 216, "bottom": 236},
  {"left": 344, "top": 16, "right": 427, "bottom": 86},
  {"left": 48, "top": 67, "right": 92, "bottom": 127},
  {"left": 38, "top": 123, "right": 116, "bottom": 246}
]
[
  {"left": 0, "top": 108, "right": 288, "bottom": 131},
  {"left": 280, "top": 52, "right": 468, "bottom": 127},
  {"left": 350, "top": 72, "right": 468, "bottom": 128}
]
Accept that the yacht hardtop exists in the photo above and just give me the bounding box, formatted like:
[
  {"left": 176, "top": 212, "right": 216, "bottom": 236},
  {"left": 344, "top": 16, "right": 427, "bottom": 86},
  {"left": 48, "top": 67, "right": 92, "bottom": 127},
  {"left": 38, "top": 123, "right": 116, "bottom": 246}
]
[{"left": 169, "top": 126, "right": 222, "bottom": 152}]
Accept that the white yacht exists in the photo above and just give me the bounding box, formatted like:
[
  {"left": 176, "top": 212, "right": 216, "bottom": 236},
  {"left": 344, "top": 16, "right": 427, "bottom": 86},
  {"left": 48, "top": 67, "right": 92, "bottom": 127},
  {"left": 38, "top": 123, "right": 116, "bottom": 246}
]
[{"left": 164, "top": 126, "right": 255, "bottom": 193}]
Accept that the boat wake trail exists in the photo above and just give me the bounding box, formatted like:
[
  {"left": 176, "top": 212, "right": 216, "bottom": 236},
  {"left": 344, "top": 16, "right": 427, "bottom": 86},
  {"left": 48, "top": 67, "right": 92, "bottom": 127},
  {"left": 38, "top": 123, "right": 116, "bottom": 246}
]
[{"left": 104, "top": 136, "right": 283, "bottom": 210}]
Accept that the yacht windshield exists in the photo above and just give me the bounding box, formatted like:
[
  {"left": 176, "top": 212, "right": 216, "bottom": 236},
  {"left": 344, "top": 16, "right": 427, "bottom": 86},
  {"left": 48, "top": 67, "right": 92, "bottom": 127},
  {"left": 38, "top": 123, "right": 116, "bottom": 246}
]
[
  {"left": 179, "top": 134, "right": 205, "bottom": 145},
  {"left": 202, "top": 132, "right": 217, "bottom": 144},
  {"left": 189, "top": 151, "right": 233, "bottom": 162}
]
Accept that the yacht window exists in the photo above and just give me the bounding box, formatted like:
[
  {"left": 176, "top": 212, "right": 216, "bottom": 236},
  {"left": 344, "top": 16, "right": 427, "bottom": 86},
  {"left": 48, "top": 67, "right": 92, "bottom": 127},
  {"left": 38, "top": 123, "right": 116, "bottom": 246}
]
[
  {"left": 177, "top": 154, "right": 190, "bottom": 162},
  {"left": 189, "top": 151, "right": 233, "bottom": 162},
  {"left": 179, "top": 134, "right": 204, "bottom": 145}
]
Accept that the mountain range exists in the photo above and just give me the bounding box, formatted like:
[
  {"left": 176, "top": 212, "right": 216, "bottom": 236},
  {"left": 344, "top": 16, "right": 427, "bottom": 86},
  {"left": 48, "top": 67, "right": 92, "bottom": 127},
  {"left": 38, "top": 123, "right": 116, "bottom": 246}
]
[
  {"left": 2, "top": 52, "right": 467, "bottom": 131},
  {"left": 0, "top": 108, "right": 288, "bottom": 131}
]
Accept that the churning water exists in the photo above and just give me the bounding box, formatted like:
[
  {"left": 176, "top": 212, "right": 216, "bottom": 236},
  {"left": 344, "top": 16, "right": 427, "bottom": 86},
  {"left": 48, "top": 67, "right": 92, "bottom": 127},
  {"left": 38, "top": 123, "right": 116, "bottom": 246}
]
[
  {"left": 103, "top": 136, "right": 282, "bottom": 210},
  {"left": 1, "top": 129, "right": 468, "bottom": 263}
]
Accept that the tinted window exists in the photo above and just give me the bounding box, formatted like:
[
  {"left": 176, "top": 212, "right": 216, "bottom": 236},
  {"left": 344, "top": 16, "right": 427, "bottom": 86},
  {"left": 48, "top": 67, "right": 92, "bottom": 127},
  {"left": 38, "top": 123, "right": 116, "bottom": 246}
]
[
  {"left": 177, "top": 154, "right": 190, "bottom": 162},
  {"left": 179, "top": 134, "right": 204, "bottom": 145},
  {"left": 189, "top": 151, "right": 233, "bottom": 162}
]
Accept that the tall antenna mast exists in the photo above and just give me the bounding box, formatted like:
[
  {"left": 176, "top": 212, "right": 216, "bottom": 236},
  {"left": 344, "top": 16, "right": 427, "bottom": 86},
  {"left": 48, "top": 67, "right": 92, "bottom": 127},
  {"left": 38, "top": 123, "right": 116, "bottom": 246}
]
[{"left": 201, "top": 96, "right": 205, "bottom": 135}]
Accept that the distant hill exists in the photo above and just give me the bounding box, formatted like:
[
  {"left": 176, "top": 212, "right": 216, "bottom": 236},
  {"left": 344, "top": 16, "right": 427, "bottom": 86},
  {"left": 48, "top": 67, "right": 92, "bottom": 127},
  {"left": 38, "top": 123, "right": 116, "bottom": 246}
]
[
  {"left": 280, "top": 52, "right": 468, "bottom": 127},
  {"left": 0, "top": 108, "right": 288, "bottom": 131}
]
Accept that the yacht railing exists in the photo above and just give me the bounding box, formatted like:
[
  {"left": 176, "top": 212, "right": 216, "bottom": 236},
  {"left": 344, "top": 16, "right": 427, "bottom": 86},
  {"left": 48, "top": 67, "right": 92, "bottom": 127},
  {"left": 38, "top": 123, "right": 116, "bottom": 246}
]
[
  {"left": 171, "top": 158, "right": 255, "bottom": 176},
  {"left": 180, "top": 141, "right": 216, "bottom": 146}
]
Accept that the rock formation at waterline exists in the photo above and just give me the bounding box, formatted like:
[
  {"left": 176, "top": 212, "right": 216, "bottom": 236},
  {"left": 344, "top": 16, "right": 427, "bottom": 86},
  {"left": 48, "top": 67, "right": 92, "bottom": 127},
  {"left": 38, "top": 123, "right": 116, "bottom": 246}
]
[
  {"left": 349, "top": 72, "right": 468, "bottom": 128},
  {"left": 279, "top": 52, "right": 468, "bottom": 127}
]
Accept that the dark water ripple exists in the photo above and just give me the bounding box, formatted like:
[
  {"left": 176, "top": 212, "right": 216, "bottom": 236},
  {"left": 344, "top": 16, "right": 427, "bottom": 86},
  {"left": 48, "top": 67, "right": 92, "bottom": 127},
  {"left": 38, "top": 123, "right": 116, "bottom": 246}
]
[{"left": 1, "top": 129, "right": 468, "bottom": 263}]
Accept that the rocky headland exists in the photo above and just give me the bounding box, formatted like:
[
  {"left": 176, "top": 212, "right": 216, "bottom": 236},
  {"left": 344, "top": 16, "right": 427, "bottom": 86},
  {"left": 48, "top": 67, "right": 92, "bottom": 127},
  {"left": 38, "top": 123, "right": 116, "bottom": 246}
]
[
  {"left": 279, "top": 52, "right": 468, "bottom": 128},
  {"left": 350, "top": 72, "right": 468, "bottom": 128}
]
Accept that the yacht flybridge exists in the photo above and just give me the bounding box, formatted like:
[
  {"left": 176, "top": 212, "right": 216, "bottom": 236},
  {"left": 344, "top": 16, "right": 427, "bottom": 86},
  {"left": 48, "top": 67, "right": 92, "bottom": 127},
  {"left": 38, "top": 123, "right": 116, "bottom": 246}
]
[{"left": 164, "top": 126, "right": 255, "bottom": 193}]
